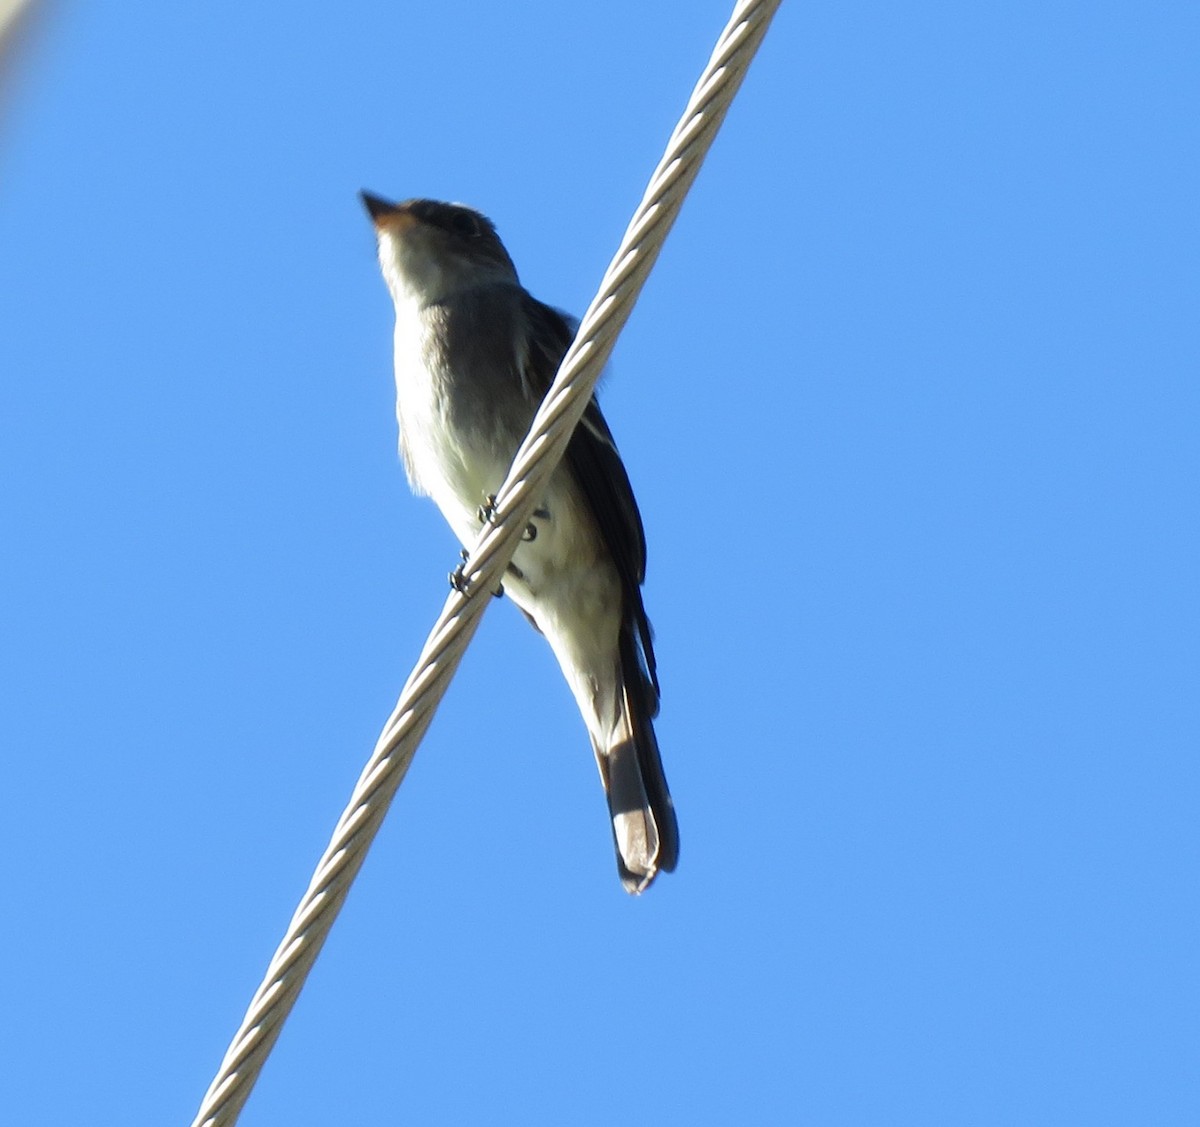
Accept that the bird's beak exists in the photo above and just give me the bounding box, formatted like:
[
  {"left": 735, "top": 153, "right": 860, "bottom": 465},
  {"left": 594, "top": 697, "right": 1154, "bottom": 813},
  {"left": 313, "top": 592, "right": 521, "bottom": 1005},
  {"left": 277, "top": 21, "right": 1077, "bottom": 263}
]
[{"left": 361, "top": 190, "right": 403, "bottom": 225}]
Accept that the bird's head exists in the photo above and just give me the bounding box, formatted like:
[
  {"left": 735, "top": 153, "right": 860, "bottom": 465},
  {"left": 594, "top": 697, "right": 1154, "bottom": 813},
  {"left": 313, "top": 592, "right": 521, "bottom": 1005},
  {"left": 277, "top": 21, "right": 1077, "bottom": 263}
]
[{"left": 361, "top": 193, "right": 518, "bottom": 306}]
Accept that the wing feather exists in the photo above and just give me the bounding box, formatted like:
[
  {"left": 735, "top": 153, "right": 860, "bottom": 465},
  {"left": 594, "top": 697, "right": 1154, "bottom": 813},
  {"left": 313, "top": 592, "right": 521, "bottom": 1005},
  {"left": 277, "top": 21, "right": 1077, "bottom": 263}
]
[{"left": 519, "top": 296, "right": 660, "bottom": 705}]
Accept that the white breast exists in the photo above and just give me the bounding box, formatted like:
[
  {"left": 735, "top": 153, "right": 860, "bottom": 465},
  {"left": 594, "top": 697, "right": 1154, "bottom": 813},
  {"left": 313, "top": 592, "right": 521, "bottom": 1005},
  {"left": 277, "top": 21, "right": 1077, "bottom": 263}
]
[{"left": 391, "top": 305, "right": 510, "bottom": 548}]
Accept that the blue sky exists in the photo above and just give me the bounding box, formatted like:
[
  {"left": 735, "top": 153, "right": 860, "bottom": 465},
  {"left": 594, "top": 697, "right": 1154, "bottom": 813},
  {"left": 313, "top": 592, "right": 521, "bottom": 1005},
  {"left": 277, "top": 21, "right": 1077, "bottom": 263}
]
[{"left": 2, "top": 2, "right": 1198, "bottom": 1124}]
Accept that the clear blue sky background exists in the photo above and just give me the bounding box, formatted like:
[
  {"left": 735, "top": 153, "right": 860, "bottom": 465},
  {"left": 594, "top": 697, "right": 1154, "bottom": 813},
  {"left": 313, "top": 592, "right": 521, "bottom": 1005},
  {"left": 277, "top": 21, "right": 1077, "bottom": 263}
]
[{"left": 2, "top": 2, "right": 1197, "bottom": 1124}]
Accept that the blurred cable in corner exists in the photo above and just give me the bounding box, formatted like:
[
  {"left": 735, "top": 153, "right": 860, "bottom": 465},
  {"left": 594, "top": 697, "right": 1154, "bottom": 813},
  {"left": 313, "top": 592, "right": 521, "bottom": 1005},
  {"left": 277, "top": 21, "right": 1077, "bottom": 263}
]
[
  {"left": 1, "top": 0, "right": 43, "bottom": 128},
  {"left": 0, "top": 0, "right": 35, "bottom": 52}
]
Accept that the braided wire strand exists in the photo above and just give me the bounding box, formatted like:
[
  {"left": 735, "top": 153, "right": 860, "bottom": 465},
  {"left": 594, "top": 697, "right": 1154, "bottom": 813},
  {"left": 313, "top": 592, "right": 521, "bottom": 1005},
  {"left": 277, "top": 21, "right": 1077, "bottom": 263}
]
[{"left": 191, "top": 1, "right": 781, "bottom": 1122}]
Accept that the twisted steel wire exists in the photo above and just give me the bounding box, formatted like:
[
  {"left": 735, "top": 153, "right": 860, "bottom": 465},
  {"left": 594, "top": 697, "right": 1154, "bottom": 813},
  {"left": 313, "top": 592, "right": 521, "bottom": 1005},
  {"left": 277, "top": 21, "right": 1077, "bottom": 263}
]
[{"left": 191, "top": 1, "right": 781, "bottom": 1122}]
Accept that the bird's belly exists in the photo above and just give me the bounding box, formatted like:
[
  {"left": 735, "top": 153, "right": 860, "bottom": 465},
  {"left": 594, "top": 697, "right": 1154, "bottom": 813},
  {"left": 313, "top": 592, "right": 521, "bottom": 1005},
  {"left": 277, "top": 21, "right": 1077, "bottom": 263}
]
[
  {"left": 504, "top": 508, "right": 624, "bottom": 726},
  {"left": 504, "top": 478, "right": 621, "bottom": 638},
  {"left": 414, "top": 419, "right": 509, "bottom": 542},
  {"left": 393, "top": 339, "right": 618, "bottom": 650},
  {"left": 394, "top": 358, "right": 517, "bottom": 546}
]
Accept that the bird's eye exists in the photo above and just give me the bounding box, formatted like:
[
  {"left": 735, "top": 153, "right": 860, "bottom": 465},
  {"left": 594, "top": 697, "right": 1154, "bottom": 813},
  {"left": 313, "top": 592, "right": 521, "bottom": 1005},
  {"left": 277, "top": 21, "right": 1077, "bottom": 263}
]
[{"left": 449, "top": 211, "right": 480, "bottom": 237}]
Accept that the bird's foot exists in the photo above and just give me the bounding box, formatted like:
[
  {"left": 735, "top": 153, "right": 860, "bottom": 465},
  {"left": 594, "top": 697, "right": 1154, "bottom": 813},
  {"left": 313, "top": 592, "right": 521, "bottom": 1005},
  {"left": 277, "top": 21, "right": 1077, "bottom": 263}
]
[
  {"left": 522, "top": 506, "right": 550, "bottom": 542},
  {"left": 449, "top": 549, "right": 471, "bottom": 594},
  {"left": 477, "top": 493, "right": 500, "bottom": 525},
  {"left": 449, "top": 548, "right": 504, "bottom": 598}
]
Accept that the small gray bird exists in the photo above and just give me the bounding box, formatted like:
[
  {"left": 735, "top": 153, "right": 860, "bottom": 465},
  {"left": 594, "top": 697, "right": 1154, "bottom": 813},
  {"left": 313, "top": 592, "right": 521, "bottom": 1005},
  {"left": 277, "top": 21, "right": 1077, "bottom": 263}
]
[{"left": 362, "top": 194, "right": 678, "bottom": 893}]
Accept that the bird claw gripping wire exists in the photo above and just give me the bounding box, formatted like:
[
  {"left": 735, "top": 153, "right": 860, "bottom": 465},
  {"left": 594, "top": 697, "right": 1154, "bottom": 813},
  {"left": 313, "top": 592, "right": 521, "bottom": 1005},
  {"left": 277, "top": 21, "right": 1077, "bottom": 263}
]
[
  {"left": 476, "top": 493, "right": 500, "bottom": 525},
  {"left": 450, "top": 549, "right": 472, "bottom": 594},
  {"left": 450, "top": 549, "right": 504, "bottom": 598},
  {"left": 480, "top": 493, "right": 540, "bottom": 543}
]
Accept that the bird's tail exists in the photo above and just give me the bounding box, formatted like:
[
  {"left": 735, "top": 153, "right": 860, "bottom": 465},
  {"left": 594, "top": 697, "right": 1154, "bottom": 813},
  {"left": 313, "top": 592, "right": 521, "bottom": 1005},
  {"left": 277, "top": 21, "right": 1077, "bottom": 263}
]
[{"left": 595, "top": 622, "right": 679, "bottom": 894}]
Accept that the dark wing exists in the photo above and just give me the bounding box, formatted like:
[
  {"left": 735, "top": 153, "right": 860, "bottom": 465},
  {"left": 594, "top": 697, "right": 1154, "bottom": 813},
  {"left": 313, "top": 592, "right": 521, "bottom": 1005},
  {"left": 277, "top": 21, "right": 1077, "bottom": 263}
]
[{"left": 520, "top": 294, "right": 660, "bottom": 705}]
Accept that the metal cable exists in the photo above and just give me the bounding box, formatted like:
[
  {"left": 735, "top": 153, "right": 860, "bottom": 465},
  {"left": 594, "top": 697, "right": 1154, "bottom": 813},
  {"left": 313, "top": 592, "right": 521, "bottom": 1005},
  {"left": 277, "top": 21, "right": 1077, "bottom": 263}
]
[{"left": 191, "top": 1, "right": 781, "bottom": 1122}]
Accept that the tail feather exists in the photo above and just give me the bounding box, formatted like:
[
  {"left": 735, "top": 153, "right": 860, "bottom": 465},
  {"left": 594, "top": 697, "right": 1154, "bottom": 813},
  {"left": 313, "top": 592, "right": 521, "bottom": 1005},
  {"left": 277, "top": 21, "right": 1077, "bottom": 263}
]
[{"left": 598, "top": 622, "right": 679, "bottom": 894}]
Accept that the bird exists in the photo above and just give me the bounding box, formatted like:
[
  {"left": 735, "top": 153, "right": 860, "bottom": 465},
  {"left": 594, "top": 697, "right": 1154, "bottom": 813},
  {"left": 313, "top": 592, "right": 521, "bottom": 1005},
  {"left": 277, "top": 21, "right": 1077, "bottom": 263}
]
[{"left": 362, "top": 193, "right": 678, "bottom": 893}]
